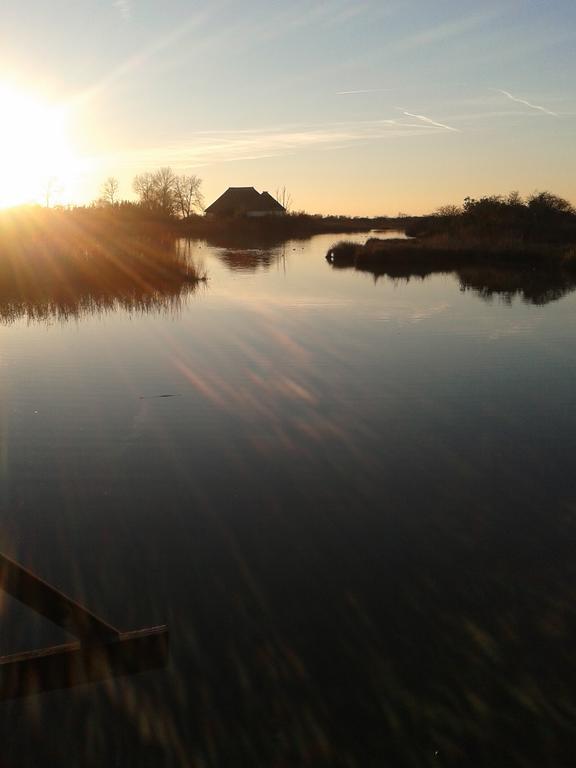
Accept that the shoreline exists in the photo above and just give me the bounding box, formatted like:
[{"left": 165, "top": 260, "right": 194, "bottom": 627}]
[{"left": 327, "top": 236, "right": 576, "bottom": 271}]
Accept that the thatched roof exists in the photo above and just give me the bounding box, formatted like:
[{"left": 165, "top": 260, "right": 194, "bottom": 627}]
[
  {"left": 204, "top": 187, "right": 286, "bottom": 215},
  {"left": 259, "top": 191, "right": 286, "bottom": 212}
]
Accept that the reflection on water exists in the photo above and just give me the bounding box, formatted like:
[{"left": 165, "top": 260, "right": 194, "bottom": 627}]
[
  {"left": 329, "top": 251, "right": 576, "bottom": 306},
  {"left": 0, "top": 236, "right": 203, "bottom": 323},
  {"left": 216, "top": 245, "right": 286, "bottom": 273},
  {"left": 457, "top": 265, "right": 576, "bottom": 305},
  {"left": 0, "top": 552, "right": 168, "bottom": 700},
  {"left": 178, "top": 237, "right": 288, "bottom": 275},
  {"left": 2, "top": 232, "right": 576, "bottom": 766}
]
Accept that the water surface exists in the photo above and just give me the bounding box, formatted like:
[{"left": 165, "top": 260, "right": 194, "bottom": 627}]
[{"left": 1, "top": 232, "right": 576, "bottom": 766}]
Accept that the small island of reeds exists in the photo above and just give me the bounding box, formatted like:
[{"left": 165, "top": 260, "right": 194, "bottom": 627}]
[
  {"left": 327, "top": 192, "right": 576, "bottom": 270},
  {"left": 328, "top": 191, "right": 576, "bottom": 273}
]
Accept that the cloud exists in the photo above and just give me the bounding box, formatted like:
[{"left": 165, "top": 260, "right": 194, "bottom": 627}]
[
  {"left": 336, "top": 88, "right": 392, "bottom": 95},
  {"left": 99, "top": 116, "right": 460, "bottom": 172},
  {"left": 494, "top": 89, "right": 558, "bottom": 117},
  {"left": 397, "top": 110, "right": 460, "bottom": 132}
]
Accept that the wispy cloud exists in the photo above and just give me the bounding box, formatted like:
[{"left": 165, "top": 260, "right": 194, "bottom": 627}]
[
  {"left": 98, "top": 116, "right": 459, "bottom": 172},
  {"left": 494, "top": 89, "right": 558, "bottom": 117},
  {"left": 113, "top": 0, "right": 132, "bottom": 21},
  {"left": 337, "top": 88, "right": 392, "bottom": 95},
  {"left": 397, "top": 109, "right": 460, "bottom": 132}
]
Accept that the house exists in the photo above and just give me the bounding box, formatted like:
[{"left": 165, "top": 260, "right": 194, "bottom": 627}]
[{"left": 204, "top": 187, "right": 286, "bottom": 217}]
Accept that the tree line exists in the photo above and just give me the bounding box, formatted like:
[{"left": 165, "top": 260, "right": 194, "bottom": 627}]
[
  {"left": 426, "top": 191, "right": 576, "bottom": 243},
  {"left": 98, "top": 168, "right": 204, "bottom": 218}
]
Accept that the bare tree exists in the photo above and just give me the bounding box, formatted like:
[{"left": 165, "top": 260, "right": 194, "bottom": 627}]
[
  {"left": 174, "top": 174, "right": 204, "bottom": 218},
  {"left": 434, "top": 204, "right": 461, "bottom": 217},
  {"left": 133, "top": 172, "right": 157, "bottom": 208},
  {"left": 101, "top": 176, "right": 119, "bottom": 205},
  {"left": 275, "top": 186, "right": 293, "bottom": 212},
  {"left": 133, "top": 168, "right": 178, "bottom": 215},
  {"left": 153, "top": 167, "right": 178, "bottom": 215}
]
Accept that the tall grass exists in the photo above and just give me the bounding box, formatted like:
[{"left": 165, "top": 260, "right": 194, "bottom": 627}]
[{"left": 0, "top": 207, "right": 205, "bottom": 322}]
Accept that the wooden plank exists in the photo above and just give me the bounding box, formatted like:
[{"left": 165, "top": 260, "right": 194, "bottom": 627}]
[
  {"left": 0, "top": 553, "right": 170, "bottom": 700},
  {"left": 0, "top": 553, "right": 119, "bottom": 640},
  {"left": 0, "top": 625, "right": 169, "bottom": 700}
]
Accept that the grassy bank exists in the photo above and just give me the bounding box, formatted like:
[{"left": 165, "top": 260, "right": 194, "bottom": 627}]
[
  {"left": 327, "top": 237, "right": 576, "bottom": 305},
  {"left": 0, "top": 204, "right": 395, "bottom": 251},
  {"left": 0, "top": 206, "right": 205, "bottom": 322},
  {"left": 328, "top": 236, "right": 576, "bottom": 270},
  {"left": 179, "top": 211, "right": 384, "bottom": 243}
]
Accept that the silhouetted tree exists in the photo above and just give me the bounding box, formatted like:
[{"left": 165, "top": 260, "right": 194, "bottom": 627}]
[
  {"left": 423, "top": 190, "right": 576, "bottom": 243},
  {"left": 101, "top": 176, "right": 119, "bottom": 206},
  {"left": 153, "top": 167, "right": 178, "bottom": 215},
  {"left": 527, "top": 191, "right": 574, "bottom": 216},
  {"left": 133, "top": 168, "right": 189, "bottom": 216},
  {"left": 174, "top": 174, "right": 204, "bottom": 218},
  {"left": 506, "top": 191, "right": 523, "bottom": 207},
  {"left": 434, "top": 205, "right": 461, "bottom": 217},
  {"left": 133, "top": 172, "right": 157, "bottom": 209},
  {"left": 275, "top": 186, "right": 293, "bottom": 212}
]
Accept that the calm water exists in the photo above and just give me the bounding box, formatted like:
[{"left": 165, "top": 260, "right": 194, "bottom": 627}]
[{"left": 1, "top": 232, "right": 576, "bottom": 766}]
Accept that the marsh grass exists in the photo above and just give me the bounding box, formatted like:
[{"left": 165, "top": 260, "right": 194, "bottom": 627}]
[
  {"left": 327, "top": 237, "right": 576, "bottom": 305},
  {"left": 328, "top": 236, "right": 576, "bottom": 269},
  {"left": 0, "top": 207, "right": 206, "bottom": 322}
]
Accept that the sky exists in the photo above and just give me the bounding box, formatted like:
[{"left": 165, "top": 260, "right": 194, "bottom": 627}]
[{"left": 0, "top": 0, "right": 575, "bottom": 214}]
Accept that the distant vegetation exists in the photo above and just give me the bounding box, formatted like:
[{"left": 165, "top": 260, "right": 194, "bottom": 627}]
[
  {"left": 327, "top": 191, "right": 576, "bottom": 306},
  {"left": 2, "top": 175, "right": 389, "bottom": 250},
  {"left": 0, "top": 205, "right": 205, "bottom": 322},
  {"left": 2, "top": 179, "right": 576, "bottom": 316},
  {"left": 328, "top": 240, "right": 576, "bottom": 306},
  {"left": 329, "top": 191, "right": 576, "bottom": 270},
  {"left": 130, "top": 168, "right": 204, "bottom": 218},
  {"left": 410, "top": 190, "right": 576, "bottom": 244},
  {"left": 0, "top": 163, "right": 395, "bottom": 321},
  {"left": 92, "top": 167, "right": 390, "bottom": 239}
]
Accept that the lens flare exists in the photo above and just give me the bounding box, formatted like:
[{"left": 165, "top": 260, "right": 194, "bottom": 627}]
[{"left": 0, "top": 83, "right": 82, "bottom": 208}]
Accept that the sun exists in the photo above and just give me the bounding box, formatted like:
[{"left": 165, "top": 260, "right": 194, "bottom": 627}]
[{"left": 0, "top": 84, "right": 81, "bottom": 208}]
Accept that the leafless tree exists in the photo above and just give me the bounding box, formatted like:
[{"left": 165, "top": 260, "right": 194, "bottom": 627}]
[
  {"left": 174, "top": 174, "right": 204, "bottom": 218},
  {"left": 101, "top": 176, "right": 119, "bottom": 205},
  {"left": 434, "top": 204, "right": 461, "bottom": 217},
  {"left": 133, "top": 172, "right": 157, "bottom": 208},
  {"left": 275, "top": 186, "right": 293, "bottom": 212},
  {"left": 153, "top": 167, "right": 178, "bottom": 215},
  {"left": 133, "top": 168, "right": 179, "bottom": 215}
]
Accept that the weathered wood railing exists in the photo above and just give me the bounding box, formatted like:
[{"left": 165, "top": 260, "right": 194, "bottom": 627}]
[{"left": 0, "top": 553, "right": 169, "bottom": 700}]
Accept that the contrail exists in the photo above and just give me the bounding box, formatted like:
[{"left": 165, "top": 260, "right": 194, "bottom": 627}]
[
  {"left": 337, "top": 88, "right": 391, "bottom": 95},
  {"left": 398, "top": 109, "right": 460, "bottom": 132},
  {"left": 495, "top": 89, "right": 558, "bottom": 116}
]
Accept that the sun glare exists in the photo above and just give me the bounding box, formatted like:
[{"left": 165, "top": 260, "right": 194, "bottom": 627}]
[{"left": 0, "top": 84, "right": 81, "bottom": 209}]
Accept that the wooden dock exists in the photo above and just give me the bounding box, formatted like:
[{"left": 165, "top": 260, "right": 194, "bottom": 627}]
[{"left": 0, "top": 553, "right": 169, "bottom": 700}]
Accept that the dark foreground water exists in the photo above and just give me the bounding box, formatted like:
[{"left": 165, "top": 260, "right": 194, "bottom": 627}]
[{"left": 1, "top": 232, "right": 576, "bottom": 766}]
